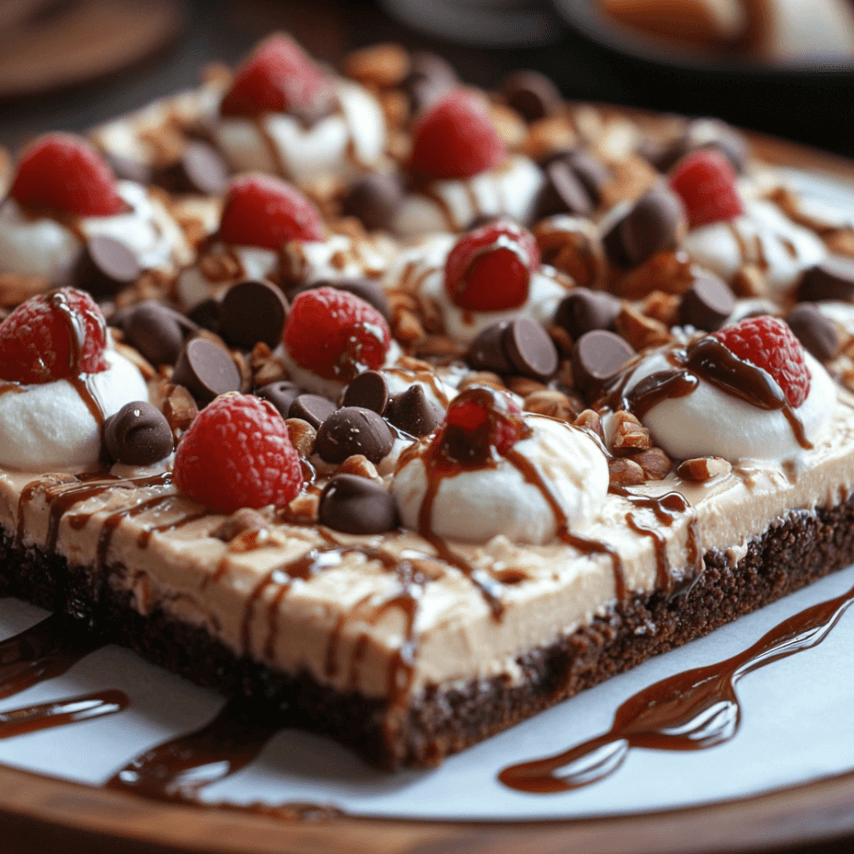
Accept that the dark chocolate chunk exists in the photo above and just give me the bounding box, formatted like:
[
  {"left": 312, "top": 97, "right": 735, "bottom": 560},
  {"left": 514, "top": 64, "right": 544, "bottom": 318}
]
[
  {"left": 786, "top": 303, "right": 839, "bottom": 362},
  {"left": 73, "top": 235, "right": 141, "bottom": 298},
  {"left": 502, "top": 317, "right": 559, "bottom": 381},
  {"left": 318, "top": 474, "right": 399, "bottom": 534},
  {"left": 466, "top": 320, "right": 515, "bottom": 374},
  {"left": 288, "top": 393, "right": 337, "bottom": 428},
  {"left": 385, "top": 385, "right": 445, "bottom": 437},
  {"left": 535, "top": 159, "right": 594, "bottom": 219},
  {"left": 290, "top": 277, "right": 391, "bottom": 322},
  {"left": 402, "top": 51, "right": 458, "bottom": 112},
  {"left": 798, "top": 257, "right": 854, "bottom": 303},
  {"left": 500, "top": 70, "right": 562, "bottom": 122},
  {"left": 218, "top": 279, "right": 289, "bottom": 350},
  {"left": 603, "top": 187, "right": 683, "bottom": 268},
  {"left": 342, "top": 370, "right": 389, "bottom": 414},
  {"left": 256, "top": 380, "right": 303, "bottom": 419},
  {"left": 646, "top": 120, "right": 749, "bottom": 174},
  {"left": 173, "top": 338, "right": 241, "bottom": 404},
  {"left": 340, "top": 173, "right": 404, "bottom": 232},
  {"left": 678, "top": 271, "right": 735, "bottom": 331},
  {"left": 103, "top": 401, "right": 173, "bottom": 466},
  {"left": 554, "top": 288, "right": 621, "bottom": 339},
  {"left": 154, "top": 141, "right": 230, "bottom": 196},
  {"left": 105, "top": 152, "right": 152, "bottom": 185},
  {"left": 543, "top": 148, "right": 610, "bottom": 205},
  {"left": 315, "top": 406, "right": 394, "bottom": 464},
  {"left": 571, "top": 329, "right": 635, "bottom": 398},
  {"left": 122, "top": 301, "right": 198, "bottom": 366},
  {"left": 187, "top": 298, "right": 222, "bottom": 334}
]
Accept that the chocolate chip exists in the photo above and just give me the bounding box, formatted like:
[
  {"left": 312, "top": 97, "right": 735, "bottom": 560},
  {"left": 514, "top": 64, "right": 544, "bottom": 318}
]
[
  {"left": 173, "top": 338, "right": 241, "bottom": 404},
  {"left": 318, "top": 474, "right": 399, "bottom": 534},
  {"left": 73, "top": 235, "right": 141, "bottom": 298},
  {"left": 154, "top": 141, "right": 230, "bottom": 196},
  {"left": 315, "top": 406, "right": 394, "bottom": 464},
  {"left": 121, "top": 301, "right": 198, "bottom": 366},
  {"left": 554, "top": 288, "right": 621, "bottom": 339},
  {"left": 385, "top": 385, "right": 445, "bottom": 436},
  {"left": 290, "top": 277, "right": 391, "bottom": 322},
  {"left": 187, "top": 298, "right": 222, "bottom": 334},
  {"left": 502, "top": 317, "right": 559, "bottom": 381},
  {"left": 543, "top": 149, "right": 609, "bottom": 204},
  {"left": 256, "top": 380, "right": 302, "bottom": 418},
  {"left": 467, "top": 320, "right": 516, "bottom": 374},
  {"left": 798, "top": 257, "right": 854, "bottom": 303},
  {"left": 288, "top": 393, "right": 337, "bottom": 428},
  {"left": 402, "top": 52, "right": 458, "bottom": 112},
  {"left": 571, "top": 329, "right": 636, "bottom": 398},
  {"left": 218, "top": 279, "right": 289, "bottom": 350},
  {"left": 646, "top": 119, "right": 749, "bottom": 174},
  {"left": 786, "top": 303, "right": 839, "bottom": 362},
  {"left": 500, "top": 70, "right": 562, "bottom": 122},
  {"left": 678, "top": 271, "right": 735, "bottom": 331},
  {"left": 535, "top": 159, "right": 594, "bottom": 219},
  {"left": 103, "top": 401, "right": 173, "bottom": 466},
  {"left": 603, "top": 187, "right": 683, "bottom": 268},
  {"left": 342, "top": 370, "right": 389, "bottom": 413},
  {"left": 340, "top": 173, "right": 404, "bottom": 232},
  {"left": 104, "top": 152, "right": 152, "bottom": 184}
]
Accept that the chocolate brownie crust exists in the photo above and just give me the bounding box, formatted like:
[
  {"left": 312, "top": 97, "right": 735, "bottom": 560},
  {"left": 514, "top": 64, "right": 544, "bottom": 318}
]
[{"left": 1, "top": 494, "right": 853, "bottom": 769}]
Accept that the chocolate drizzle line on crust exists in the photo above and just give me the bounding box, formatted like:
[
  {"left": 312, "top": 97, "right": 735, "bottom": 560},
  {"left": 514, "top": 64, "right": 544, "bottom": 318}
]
[{"left": 499, "top": 581, "right": 854, "bottom": 794}]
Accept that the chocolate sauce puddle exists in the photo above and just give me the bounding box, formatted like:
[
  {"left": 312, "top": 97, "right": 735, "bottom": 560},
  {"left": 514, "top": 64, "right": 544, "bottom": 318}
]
[
  {"left": 0, "top": 690, "right": 127, "bottom": 738},
  {"left": 499, "top": 582, "right": 854, "bottom": 793}
]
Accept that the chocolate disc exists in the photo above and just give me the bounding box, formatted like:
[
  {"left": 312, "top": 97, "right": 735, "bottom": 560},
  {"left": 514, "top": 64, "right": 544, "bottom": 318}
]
[
  {"left": 385, "top": 385, "right": 445, "bottom": 437},
  {"left": 256, "top": 381, "right": 303, "bottom": 419},
  {"left": 218, "top": 279, "right": 289, "bottom": 350},
  {"left": 73, "top": 234, "right": 141, "bottom": 298},
  {"left": 502, "top": 317, "right": 559, "bottom": 381},
  {"left": 315, "top": 406, "right": 394, "bottom": 464},
  {"left": 466, "top": 320, "right": 515, "bottom": 374},
  {"left": 571, "top": 329, "right": 636, "bottom": 398},
  {"left": 173, "top": 338, "right": 241, "bottom": 404},
  {"left": 154, "top": 141, "right": 229, "bottom": 196},
  {"left": 103, "top": 401, "right": 173, "bottom": 466},
  {"left": 536, "top": 159, "right": 594, "bottom": 219},
  {"left": 340, "top": 173, "right": 404, "bottom": 232},
  {"left": 402, "top": 51, "right": 457, "bottom": 112},
  {"left": 786, "top": 303, "right": 839, "bottom": 362},
  {"left": 318, "top": 474, "right": 399, "bottom": 534},
  {"left": 798, "top": 257, "right": 854, "bottom": 303},
  {"left": 187, "top": 297, "right": 222, "bottom": 334},
  {"left": 104, "top": 152, "right": 152, "bottom": 185},
  {"left": 122, "top": 301, "right": 198, "bottom": 366},
  {"left": 554, "top": 288, "right": 621, "bottom": 339},
  {"left": 342, "top": 370, "right": 389, "bottom": 414},
  {"left": 500, "top": 69, "right": 562, "bottom": 122},
  {"left": 604, "top": 187, "right": 683, "bottom": 269},
  {"left": 678, "top": 271, "right": 735, "bottom": 331},
  {"left": 288, "top": 393, "right": 337, "bottom": 429}
]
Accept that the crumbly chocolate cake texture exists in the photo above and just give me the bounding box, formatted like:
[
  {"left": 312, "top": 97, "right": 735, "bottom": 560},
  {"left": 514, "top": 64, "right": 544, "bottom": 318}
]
[{"left": 1, "top": 33, "right": 854, "bottom": 770}]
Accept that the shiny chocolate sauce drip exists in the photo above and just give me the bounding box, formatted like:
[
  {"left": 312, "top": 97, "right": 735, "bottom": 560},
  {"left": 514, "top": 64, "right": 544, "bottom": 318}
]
[
  {"left": 0, "top": 612, "right": 100, "bottom": 698},
  {"left": 610, "top": 485, "right": 700, "bottom": 595},
  {"left": 0, "top": 690, "right": 127, "bottom": 738},
  {"left": 499, "top": 582, "right": 854, "bottom": 793}
]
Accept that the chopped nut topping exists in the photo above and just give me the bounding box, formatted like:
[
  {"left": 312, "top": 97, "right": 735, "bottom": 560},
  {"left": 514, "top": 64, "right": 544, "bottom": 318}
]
[
  {"left": 609, "top": 456, "right": 645, "bottom": 486},
  {"left": 523, "top": 389, "right": 576, "bottom": 421},
  {"left": 611, "top": 410, "right": 652, "bottom": 455},
  {"left": 677, "top": 456, "right": 732, "bottom": 481},
  {"left": 506, "top": 376, "right": 547, "bottom": 398},
  {"left": 574, "top": 408, "right": 604, "bottom": 441},
  {"left": 336, "top": 454, "right": 382, "bottom": 483},
  {"left": 634, "top": 447, "right": 672, "bottom": 481},
  {"left": 342, "top": 43, "right": 410, "bottom": 89},
  {"left": 163, "top": 384, "right": 199, "bottom": 438},
  {"left": 616, "top": 303, "right": 671, "bottom": 351},
  {"left": 732, "top": 264, "right": 769, "bottom": 298},
  {"left": 285, "top": 418, "right": 317, "bottom": 457}
]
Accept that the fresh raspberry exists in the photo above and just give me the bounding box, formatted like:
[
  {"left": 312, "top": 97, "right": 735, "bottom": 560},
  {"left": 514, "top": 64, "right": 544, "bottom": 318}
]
[
  {"left": 713, "top": 316, "right": 810, "bottom": 408},
  {"left": 217, "top": 174, "right": 324, "bottom": 249},
  {"left": 173, "top": 393, "right": 303, "bottom": 514},
  {"left": 220, "top": 35, "right": 335, "bottom": 118},
  {"left": 668, "top": 149, "right": 744, "bottom": 228},
  {"left": 444, "top": 220, "right": 539, "bottom": 311},
  {"left": 283, "top": 287, "right": 391, "bottom": 382},
  {"left": 0, "top": 288, "right": 108, "bottom": 384},
  {"left": 409, "top": 90, "right": 506, "bottom": 180},
  {"left": 434, "top": 386, "right": 530, "bottom": 467},
  {"left": 9, "top": 133, "right": 124, "bottom": 217}
]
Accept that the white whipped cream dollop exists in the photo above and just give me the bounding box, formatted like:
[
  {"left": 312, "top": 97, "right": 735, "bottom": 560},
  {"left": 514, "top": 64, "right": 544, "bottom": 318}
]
[
  {"left": 0, "top": 181, "right": 189, "bottom": 283},
  {"left": 0, "top": 348, "right": 149, "bottom": 472},
  {"left": 211, "top": 80, "right": 386, "bottom": 187},
  {"left": 391, "top": 155, "right": 544, "bottom": 239},
  {"left": 626, "top": 348, "right": 835, "bottom": 463},
  {"left": 681, "top": 199, "right": 826, "bottom": 294},
  {"left": 392, "top": 416, "right": 609, "bottom": 544}
]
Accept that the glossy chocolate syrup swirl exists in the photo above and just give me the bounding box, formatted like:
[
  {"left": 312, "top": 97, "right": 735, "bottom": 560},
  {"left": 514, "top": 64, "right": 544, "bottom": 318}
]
[{"left": 499, "top": 582, "right": 854, "bottom": 793}]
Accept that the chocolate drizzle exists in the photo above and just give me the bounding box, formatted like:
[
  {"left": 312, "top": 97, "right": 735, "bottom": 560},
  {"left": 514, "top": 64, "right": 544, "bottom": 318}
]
[{"left": 499, "top": 581, "right": 854, "bottom": 793}]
